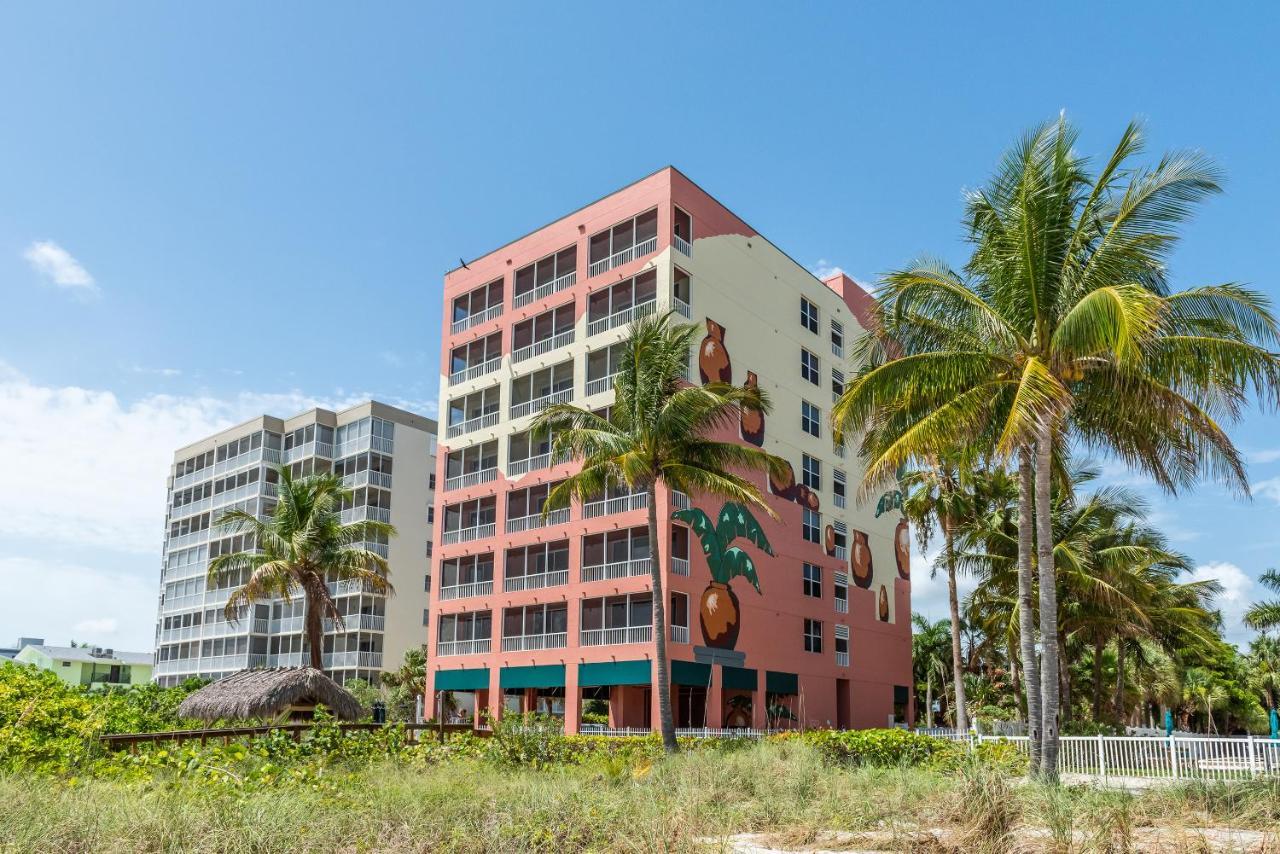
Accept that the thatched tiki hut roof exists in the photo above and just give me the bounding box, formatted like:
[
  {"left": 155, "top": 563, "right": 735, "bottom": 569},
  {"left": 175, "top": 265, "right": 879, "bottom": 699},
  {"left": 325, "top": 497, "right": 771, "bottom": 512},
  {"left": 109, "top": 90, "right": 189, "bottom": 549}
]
[{"left": 178, "top": 667, "right": 364, "bottom": 722}]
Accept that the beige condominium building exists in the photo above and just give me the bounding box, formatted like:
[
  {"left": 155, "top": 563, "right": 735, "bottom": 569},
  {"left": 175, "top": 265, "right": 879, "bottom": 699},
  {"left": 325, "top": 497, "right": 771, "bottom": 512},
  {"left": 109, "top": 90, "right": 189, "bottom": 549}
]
[{"left": 153, "top": 401, "right": 437, "bottom": 687}]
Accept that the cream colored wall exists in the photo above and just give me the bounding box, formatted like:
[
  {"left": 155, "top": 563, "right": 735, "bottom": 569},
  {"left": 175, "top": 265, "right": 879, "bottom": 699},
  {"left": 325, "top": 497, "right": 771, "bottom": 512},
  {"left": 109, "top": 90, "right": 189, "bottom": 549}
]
[{"left": 382, "top": 419, "right": 435, "bottom": 670}]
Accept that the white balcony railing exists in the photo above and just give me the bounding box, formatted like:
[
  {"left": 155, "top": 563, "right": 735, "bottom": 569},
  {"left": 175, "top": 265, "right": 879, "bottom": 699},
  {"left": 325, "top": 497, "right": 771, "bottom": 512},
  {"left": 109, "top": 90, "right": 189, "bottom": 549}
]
[
  {"left": 501, "top": 632, "right": 568, "bottom": 652},
  {"left": 583, "top": 491, "right": 647, "bottom": 518},
  {"left": 340, "top": 505, "right": 391, "bottom": 525},
  {"left": 673, "top": 234, "right": 692, "bottom": 257},
  {"left": 352, "top": 540, "right": 390, "bottom": 559},
  {"left": 283, "top": 440, "right": 334, "bottom": 464},
  {"left": 585, "top": 373, "right": 618, "bottom": 396},
  {"left": 170, "top": 496, "right": 212, "bottom": 518},
  {"left": 587, "top": 298, "right": 656, "bottom": 337},
  {"left": 508, "top": 452, "right": 552, "bottom": 476},
  {"left": 511, "top": 329, "right": 575, "bottom": 364},
  {"left": 436, "top": 638, "right": 492, "bottom": 657},
  {"left": 580, "top": 625, "right": 653, "bottom": 647},
  {"left": 509, "top": 388, "right": 572, "bottom": 420},
  {"left": 341, "top": 470, "right": 393, "bottom": 490},
  {"left": 438, "top": 580, "right": 494, "bottom": 601},
  {"left": 441, "top": 522, "right": 496, "bottom": 545},
  {"left": 513, "top": 271, "right": 577, "bottom": 309},
  {"left": 834, "top": 545, "right": 848, "bottom": 561},
  {"left": 581, "top": 557, "right": 651, "bottom": 583},
  {"left": 506, "top": 507, "right": 570, "bottom": 533},
  {"left": 588, "top": 236, "right": 658, "bottom": 277},
  {"left": 671, "top": 557, "right": 690, "bottom": 576},
  {"left": 451, "top": 303, "right": 502, "bottom": 335},
  {"left": 449, "top": 356, "right": 501, "bottom": 386},
  {"left": 672, "top": 296, "right": 691, "bottom": 318},
  {"left": 835, "top": 598, "right": 849, "bottom": 614},
  {"left": 446, "top": 410, "right": 499, "bottom": 439},
  {"left": 503, "top": 569, "right": 568, "bottom": 592},
  {"left": 332, "top": 434, "right": 393, "bottom": 459},
  {"left": 326, "top": 651, "right": 383, "bottom": 669},
  {"left": 445, "top": 468, "right": 497, "bottom": 492},
  {"left": 670, "top": 625, "right": 690, "bottom": 644},
  {"left": 672, "top": 491, "right": 691, "bottom": 511},
  {"left": 836, "top": 651, "right": 850, "bottom": 667},
  {"left": 834, "top": 494, "right": 846, "bottom": 509},
  {"left": 831, "top": 342, "right": 844, "bottom": 358}
]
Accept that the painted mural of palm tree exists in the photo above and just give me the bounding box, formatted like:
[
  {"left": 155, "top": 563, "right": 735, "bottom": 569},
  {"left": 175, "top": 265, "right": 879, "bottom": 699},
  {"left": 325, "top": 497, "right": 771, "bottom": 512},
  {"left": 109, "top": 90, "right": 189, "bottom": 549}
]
[{"left": 673, "top": 502, "right": 774, "bottom": 650}]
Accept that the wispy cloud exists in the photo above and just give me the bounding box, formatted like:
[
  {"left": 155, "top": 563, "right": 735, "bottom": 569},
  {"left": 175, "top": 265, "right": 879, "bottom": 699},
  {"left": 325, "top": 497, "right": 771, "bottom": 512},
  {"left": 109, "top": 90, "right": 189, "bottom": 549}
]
[
  {"left": 1248, "top": 449, "right": 1280, "bottom": 465},
  {"left": 22, "top": 240, "right": 98, "bottom": 297},
  {"left": 810, "top": 259, "right": 846, "bottom": 280},
  {"left": 1254, "top": 476, "right": 1280, "bottom": 504},
  {"left": 129, "top": 364, "right": 182, "bottom": 378}
]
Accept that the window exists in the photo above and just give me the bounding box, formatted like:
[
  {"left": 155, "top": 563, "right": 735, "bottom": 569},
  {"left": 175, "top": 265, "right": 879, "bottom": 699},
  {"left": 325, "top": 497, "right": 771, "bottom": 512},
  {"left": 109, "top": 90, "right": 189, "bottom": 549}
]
[
  {"left": 429, "top": 473, "right": 436, "bottom": 490},
  {"left": 803, "top": 563, "right": 822, "bottom": 598},
  {"left": 423, "top": 609, "right": 430, "bottom": 627},
  {"left": 427, "top": 506, "right": 434, "bottom": 524},
  {"left": 833, "top": 469, "right": 847, "bottom": 508},
  {"left": 802, "top": 508, "right": 820, "bottom": 543},
  {"left": 673, "top": 207, "right": 693, "bottom": 254},
  {"left": 589, "top": 208, "right": 659, "bottom": 274},
  {"left": 587, "top": 269, "right": 658, "bottom": 332},
  {"left": 834, "top": 572, "right": 849, "bottom": 613},
  {"left": 801, "top": 297, "right": 819, "bottom": 334},
  {"left": 835, "top": 625, "right": 850, "bottom": 665},
  {"left": 449, "top": 332, "right": 502, "bottom": 382},
  {"left": 510, "top": 360, "right": 574, "bottom": 418},
  {"left": 801, "top": 400, "right": 820, "bottom": 437},
  {"left": 804, "top": 618, "right": 823, "bottom": 653},
  {"left": 830, "top": 319, "right": 844, "bottom": 357},
  {"left": 504, "top": 540, "right": 570, "bottom": 591},
  {"left": 511, "top": 303, "right": 575, "bottom": 362},
  {"left": 514, "top": 245, "right": 577, "bottom": 307},
  {"left": 802, "top": 454, "right": 821, "bottom": 491},
  {"left": 800, "top": 348, "right": 820, "bottom": 384},
  {"left": 451, "top": 278, "right": 504, "bottom": 331},
  {"left": 831, "top": 368, "right": 845, "bottom": 403}
]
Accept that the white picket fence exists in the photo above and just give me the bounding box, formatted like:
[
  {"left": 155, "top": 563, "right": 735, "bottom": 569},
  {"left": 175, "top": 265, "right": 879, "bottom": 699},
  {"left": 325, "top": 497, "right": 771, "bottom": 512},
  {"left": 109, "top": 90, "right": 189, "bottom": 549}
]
[
  {"left": 977, "top": 734, "right": 1280, "bottom": 782},
  {"left": 579, "top": 725, "right": 778, "bottom": 738}
]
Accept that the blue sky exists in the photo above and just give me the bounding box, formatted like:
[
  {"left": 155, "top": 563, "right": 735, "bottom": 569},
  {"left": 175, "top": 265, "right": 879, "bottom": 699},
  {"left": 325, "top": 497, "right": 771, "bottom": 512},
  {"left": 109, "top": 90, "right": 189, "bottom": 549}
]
[{"left": 1, "top": 2, "right": 1277, "bottom": 650}]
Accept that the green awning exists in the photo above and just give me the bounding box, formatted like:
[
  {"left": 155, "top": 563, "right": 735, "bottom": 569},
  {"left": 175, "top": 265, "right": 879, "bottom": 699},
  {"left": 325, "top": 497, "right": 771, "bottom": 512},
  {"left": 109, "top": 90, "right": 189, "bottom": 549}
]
[
  {"left": 500, "top": 664, "right": 566, "bottom": 690},
  {"left": 722, "top": 665, "right": 758, "bottom": 692},
  {"left": 434, "top": 668, "right": 490, "bottom": 691},
  {"left": 671, "top": 660, "right": 712, "bottom": 686},
  {"left": 765, "top": 670, "right": 798, "bottom": 695},
  {"left": 578, "top": 659, "right": 652, "bottom": 687}
]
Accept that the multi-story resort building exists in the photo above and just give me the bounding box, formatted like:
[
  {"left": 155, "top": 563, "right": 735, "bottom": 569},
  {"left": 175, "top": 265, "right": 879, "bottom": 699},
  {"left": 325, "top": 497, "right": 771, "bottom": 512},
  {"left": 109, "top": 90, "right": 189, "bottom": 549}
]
[
  {"left": 154, "top": 401, "right": 437, "bottom": 687},
  {"left": 429, "top": 167, "right": 912, "bottom": 732}
]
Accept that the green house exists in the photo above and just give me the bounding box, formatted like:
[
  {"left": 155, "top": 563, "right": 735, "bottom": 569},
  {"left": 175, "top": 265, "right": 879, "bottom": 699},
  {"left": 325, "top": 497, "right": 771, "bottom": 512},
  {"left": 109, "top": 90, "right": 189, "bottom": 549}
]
[{"left": 14, "top": 644, "right": 152, "bottom": 689}]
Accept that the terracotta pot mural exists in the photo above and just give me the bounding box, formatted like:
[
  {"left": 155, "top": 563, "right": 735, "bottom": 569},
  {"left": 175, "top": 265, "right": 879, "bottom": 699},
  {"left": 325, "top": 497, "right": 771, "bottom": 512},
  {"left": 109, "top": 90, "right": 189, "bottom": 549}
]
[
  {"left": 824, "top": 524, "right": 837, "bottom": 557},
  {"left": 851, "top": 530, "right": 874, "bottom": 589},
  {"left": 800, "top": 485, "right": 820, "bottom": 512},
  {"left": 740, "top": 371, "right": 764, "bottom": 446},
  {"left": 878, "top": 585, "right": 890, "bottom": 622},
  {"left": 698, "top": 318, "right": 732, "bottom": 384},
  {"left": 674, "top": 502, "right": 775, "bottom": 652},
  {"left": 769, "top": 460, "right": 797, "bottom": 500},
  {"left": 895, "top": 519, "right": 911, "bottom": 580}
]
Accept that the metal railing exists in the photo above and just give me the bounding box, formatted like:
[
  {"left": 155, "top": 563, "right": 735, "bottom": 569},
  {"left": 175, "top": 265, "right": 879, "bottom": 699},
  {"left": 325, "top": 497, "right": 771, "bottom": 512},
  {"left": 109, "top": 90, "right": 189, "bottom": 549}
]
[
  {"left": 503, "top": 569, "right": 568, "bottom": 592},
  {"left": 583, "top": 491, "right": 647, "bottom": 518},
  {"left": 506, "top": 507, "right": 570, "bottom": 533},
  {"left": 585, "top": 373, "right": 618, "bottom": 396},
  {"left": 834, "top": 545, "right": 848, "bottom": 561},
  {"left": 508, "top": 452, "right": 553, "bottom": 477},
  {"left": 446, "top": 410, "right": 499, "bottom": 439},
  {"left": 834, "top": 494, "right": 846, "bottom": 508},
  {"left": 445, "top": 468, "right": 497, "bottom": 491},
  {"left": 588, "top": 236, "right": 658, "bottom": 277},
  {"left": 580, "top": 625, "right": 652, "bottom": 646},
  {"left": 449, "top": 356, "right": 501, "bottom": 386},
  {"left": 283, "top": 440, "right": 334, "bottom": 464},
  {"left": 587, "top": 298, "right": 656, "bottom": 337},
  {"left": 510, "top": 388, "right": 572, "bottom": 420},
  {"left": 581, "top": 557, "right": 651, "bottom": 582},
  {"left": 671, "top": 557, "right": 690, "bottom": 576},
  {"left": 670, "top": 625, "right": 690, "bottom": 644},
  {"left": 581, "top": 726, "right": 776, "bottom": 738},
  {"left": 671, "top": 491, "right": 691, "bottom": 510},
  {"left": 511, "top": 329, "right": 574, "bottom": 364},
  {"left": 341, "top": 470, "right": 393, "bottom": 490},
  {"left": 435, "top": 638, "right": 492, "bottom": 657},
  {"left": 451, "top": 303, "right": 502, "bottom": 335},
  {"left": 977, "top": 734, "right": 1280, "bottom": 782},
  {"left": 513, "top": 271, "right": 576, "bottom": 308},
  {"left": 501, "top": 632, "right": 568, "bottom": 652},
  {"left": 835, "top": 598, "right": 849, "bottom": 614},
  {"left": 437, "top": 580, "right": 494, "bottom": 601},
  {"left": 673, "top": 234, "right": 692, "bottom": 257},
  {"left": 441, "top": 522, "right": 496, "bottom": 545},
  {"left": 340, "top": 505, "right": 391, "bottom": 525},
  {"left": 672, "top": 296, "right": 691, "bottom": 318},
  {"left": 835, "top": 651, "right": 850, "bottom": 666},
  {"left": 831, "top": 342, "right": 843, "bottom": 358}
]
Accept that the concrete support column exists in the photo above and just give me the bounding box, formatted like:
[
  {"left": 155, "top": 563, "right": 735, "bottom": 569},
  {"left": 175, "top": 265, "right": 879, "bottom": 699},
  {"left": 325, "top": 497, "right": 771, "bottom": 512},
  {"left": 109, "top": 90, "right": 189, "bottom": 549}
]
[
  {"left": 564, "top": 664, "right": 581, "bottom": 735},
  {"left": 707, "top": 666, "right": 724, "bottom": 729},
  {"left": 752, "top": 686, "right": 768, "bottom": 730},
  {"left": 486, "top": 667, "right": 503, "bottom": 727}
]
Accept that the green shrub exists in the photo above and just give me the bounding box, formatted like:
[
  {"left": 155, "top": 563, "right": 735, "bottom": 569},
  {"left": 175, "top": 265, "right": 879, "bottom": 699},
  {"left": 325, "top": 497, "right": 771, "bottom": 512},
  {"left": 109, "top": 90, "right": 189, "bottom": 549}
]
[{"left": 779, "top": 728, "right": 966, "bottom": 768}]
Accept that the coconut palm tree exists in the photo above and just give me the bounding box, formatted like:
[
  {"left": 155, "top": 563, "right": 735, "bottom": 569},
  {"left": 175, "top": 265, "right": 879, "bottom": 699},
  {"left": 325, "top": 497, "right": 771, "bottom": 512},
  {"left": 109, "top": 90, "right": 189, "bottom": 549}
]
[
  {"left": 834, "top": 117, "right": 1280, "bottom": 779},
  {"left": 1182, "top": 667, "right": 1228, "bottom": 734},
  {"left": 208, "top": 465, "right": 396, "bottom": 674},
  {"left": 912, "top": 615, "right": 952, "bottom": 727},
  {"left": 533, "top": 311, "right": 787, "bottom": 753},
  {"left": 1244, "top": 569, "right": 1280, "bottom": 633}
]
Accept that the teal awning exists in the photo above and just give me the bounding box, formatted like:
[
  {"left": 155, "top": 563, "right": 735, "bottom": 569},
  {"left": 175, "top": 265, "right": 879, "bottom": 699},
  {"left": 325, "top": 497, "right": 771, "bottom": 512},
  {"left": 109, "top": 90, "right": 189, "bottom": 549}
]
[
  {"left": 500, "top": 664, "right": 566, "bottom": 690},
  {"left": 723, "top": 665, "right": 758, "bottom": 692},
  {"left": 765, "top": 670, "right": 798, "bottom": 695},
  {"left": 434, "top": 668, "right": 490, "bottom": 691},
  {"left": 578, "top": 659, "right": 651, "bottom": 687},
  {"left": 671, "top": 660, "right": 712, "bottom": 686}
]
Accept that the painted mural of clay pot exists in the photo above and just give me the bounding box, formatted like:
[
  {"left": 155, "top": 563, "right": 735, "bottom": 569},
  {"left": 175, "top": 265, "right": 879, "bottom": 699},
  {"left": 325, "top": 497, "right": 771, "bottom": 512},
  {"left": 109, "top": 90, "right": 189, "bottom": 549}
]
[
  {"left": 700, "top": 581, "right": 741, "bottom": 649},
  {"left": 824, "top": 524, "right": 837, "bottom": 556},
  {"left": 895, "top": 518, "right": 911, "bottom": 580},
  {"left": 878, "top": 585, "right": 890, "bottom": 622},
  {"left": 699, "top": 318, "right": 732, "bottom": 385},
  {"left": 851, "top": 530, "right": 874, "bottom": 589},
  {"left": 769, "top": 460, "right": 797, "bottom": 499},
  {"left": 740, "top": 371, "right": 764, "bottom": 446},
  {"left": 801, "top": 485, "right": 821, "bottom": 512}
]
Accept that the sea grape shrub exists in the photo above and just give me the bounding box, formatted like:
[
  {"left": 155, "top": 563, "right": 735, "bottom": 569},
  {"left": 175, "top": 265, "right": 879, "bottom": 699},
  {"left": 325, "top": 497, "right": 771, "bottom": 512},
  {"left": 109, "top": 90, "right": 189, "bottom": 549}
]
[
  {"left": 778, "top": 728, "right": 966, "bottom": 769},
  {"left": 0, "top": 663, "right": 100, "bottom": 773}
]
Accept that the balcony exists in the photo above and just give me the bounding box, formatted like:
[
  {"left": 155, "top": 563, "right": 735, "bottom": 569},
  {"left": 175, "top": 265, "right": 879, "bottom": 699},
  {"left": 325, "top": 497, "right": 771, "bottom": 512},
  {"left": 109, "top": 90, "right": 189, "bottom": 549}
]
[
  {"left": 510, "top": 388, "right": 571, "bottom": 420},
  {"left": 341, "top": 506, "right": 391, "bottom": 525},
  {"left": 170, "top": 496, "right": 213, "bottom": 518},
  {"left": 333, "top": 434, "right": 394, "bottom": 458},
  {"left": 585, "top": 373, "right": 618, "bottom": 396},
  {"left": 451, "top": 303, "right": 503, "bottom": 335},
  {"left": 449, "top": 356, "right": 501, "bottom": 386},
  {"left": 328, "top": 579, "right": 378, "bottom": 597},
  {"left": 506, "top": 507, "right": 570, "bottom": 534},
  {"left": 671, "top": 557, "right": 690, "bottom": 576},
  {"left": 834, "top": 493, "right": 846, "bottom": 509},
  {"left": 672, "top": 491, "right": 691, "bottom": 511},
  {"left": 513, "top": 271, "right": 577, "bottom": 309},
  {"left": 342, "top": 470, "right": 393, "bottom": 490},
  {"left": 446, "top": 410, "right": 499, "bottom": 439},
  {"left": 213, "top": 446, "right": 281, "bottom": 478},
  {"left": 438, "top": 580, "right": 494, "bottom": 601},
  {"left": 352, "top": 541, "right": 390, "bottom": 559},
  {"left": 834, "top": 545, "right": 848, "bottom": 561},
  {"left": 583, "top": 491, "right": 647, "bottom": 518},
  {"left": 445, "top": 468, "right": 497, "bottom": 492},
  {"left": 328, "top": 651, "right": 384, "bottom": 669},
  {"left": 670, "top": 625, "right": 690, "bottom": 644},
  {"left": 581, "top": 557, "right": 651, "bottom": 583},
  {"left": 673, "top": 234, "right": 692, "bottom": 257},
  {"left": 283, "top": 440, "right": 334, "bottom": 464},
  {"left": 512, "top": 329, "right": 574, "bottom": 364},
  {"left": 835, "top": 650, "right": 849, "bottom": 667},
  {"left": 503, "top": 569, "right": 568, "bottom": 592},
  {"left": 508, "top": 451, "right": 555, "bottom": 477},
  {"left": 588, "top": 236, "right": 658, "bottom": 277},
  {"left": 501, "top": 632, "right": 568, "bottom": 652},
  {"left": 580, "top": 625, "right": 653, "bottom": 646},
  {"left": 835, "top": 598, "right": 849, "bottom": 614},
  {"left": 673, "top": 296, "right": 691, "bottom": 319},
  {"left": 587, "top": 298, "right": 656, "bottom": 337},
  {"left": 436, "top": 638, "right": 492, "bottom": 657},
  {"left": 441, "top": 522, "right": 496, "bottom": 545}
]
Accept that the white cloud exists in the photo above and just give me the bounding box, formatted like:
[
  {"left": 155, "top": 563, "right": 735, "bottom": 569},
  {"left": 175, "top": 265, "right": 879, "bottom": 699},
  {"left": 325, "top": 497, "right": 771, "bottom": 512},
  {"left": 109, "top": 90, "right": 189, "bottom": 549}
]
[
  {"left": 22, "top": 240, "right": 98, "bottom": 296},
  {"left": 1247, "top": 449, "right": 1280, "bottom": 465},
  {"left": 1190, "top": 561, "right": 1256, "bottom": 647},
  {"left": 130, "top": 365, "right": 182, "bottom": 378},
  {"left": 1253, "top": 476, "right": 1280, "bottom": 504},
  {"left": 811, "top": 259, "right": 846, "bottom": 280},
  {"left": 0, "top": 557, "right": 154, "bottom": 651}
]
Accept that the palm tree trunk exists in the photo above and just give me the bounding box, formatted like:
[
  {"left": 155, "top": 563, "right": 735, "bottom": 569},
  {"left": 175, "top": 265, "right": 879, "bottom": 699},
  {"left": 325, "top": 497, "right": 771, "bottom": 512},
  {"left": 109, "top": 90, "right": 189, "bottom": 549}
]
[
  {"left": 1092, "top": 637, "right": 1104, "bottom": 722},
  {"left": 925, "top": 673, "right": 934, "bottom": 729},
  {"left": 647, "top": 482, "right": 678, "bottom": 753},
  {"left": 1113, "top": 640, "right": 1126, "bottom": 722},
  {"left": 305, "top": 577, "right": 325, "bottom": 672},
  {"left": 944, "top": 525, "right": 969, "bottom": 733},
  {"left": 1016, "top": 448, "right": 1042, "bottom": 774},
  {"left": 1036, "top": 420, "right": 1061, "bottom": 782}
]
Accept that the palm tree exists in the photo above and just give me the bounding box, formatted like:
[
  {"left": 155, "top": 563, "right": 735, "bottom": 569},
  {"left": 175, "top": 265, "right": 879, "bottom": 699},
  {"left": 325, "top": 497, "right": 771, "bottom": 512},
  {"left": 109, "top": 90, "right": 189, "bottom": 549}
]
[
  {"left": 1244, "top": 569, "right": 1280, "bottom": 633},
  {"left": 208, "top": 466, "right": 396, "bottom": 673},
  {"left": 1247, "top": 635, "right": 1280, "bottom": 712},
  {"left": 834, "top": 117, "right": 1280, "bottom": 779},
  {"left": 533, "top": 312, "right": 787, "bottom": 753},
  {"left": 912, "top": 615, "right": 952, "bottom": 727},
  {"left": 1182, "top": 667, "right": 1228, "bottom": 734},
  {"left": 900, "top": 458, "right": 973, "bottom": 731}
]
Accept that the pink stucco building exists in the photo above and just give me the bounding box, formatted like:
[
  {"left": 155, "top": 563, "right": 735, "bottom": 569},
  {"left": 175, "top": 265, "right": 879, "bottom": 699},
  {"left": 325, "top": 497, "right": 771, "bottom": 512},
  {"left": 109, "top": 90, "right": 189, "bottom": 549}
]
[{"left": 428, "top": 167, "right": 912, "bottom": 732}]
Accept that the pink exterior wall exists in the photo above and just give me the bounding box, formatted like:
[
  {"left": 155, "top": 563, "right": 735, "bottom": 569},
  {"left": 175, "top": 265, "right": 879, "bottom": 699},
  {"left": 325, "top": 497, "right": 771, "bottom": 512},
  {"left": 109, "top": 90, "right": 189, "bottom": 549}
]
[{"left": 429, "top": 167, "right": 912, "bottom": 731}]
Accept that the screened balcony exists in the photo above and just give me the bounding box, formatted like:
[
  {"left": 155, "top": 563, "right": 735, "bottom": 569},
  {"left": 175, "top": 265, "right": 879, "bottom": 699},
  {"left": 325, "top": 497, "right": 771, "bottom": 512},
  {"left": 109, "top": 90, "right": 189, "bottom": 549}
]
[
  {"left": 444, "top": 441, "right": 498, "bottom": 492},
  {"left": 588, "top": 208, "right": 658, "bottom": 277},
  {"left": 513, "top": 245, "right": 577, "bottom": 308},
  {"left": 436, "top": 611, "right": 492, "bottom": 657},
  {"left": 580, "top": 594, "right": 653, "bottom": 646},
  {"left": 503, "top": 540, "right": 569, "bottom": 592},
  {"left": 451, "top": 278, "right": 504, "bottom": 335},
  {"left": 446, "top": 385, "right": 500, "bottom": 439},
  {"left": 438, "top": 553, "right": 494, "bottom": 600},
  {"left": 449, "top": 332, "right": 502, "bottom": 385},
  {"left": 440, "top": 496, "right": 497, "bottom": 545},
  {"left": 509, "top": 361, "right": 573, "bottom": 419},
  {"left": 587, "top": 269, "right": 657, "bottom": 336},
  {"left": 501, "top": 603, "right": 568, "bottom": 652},
  {"left": 581, "top": 526, "right": 651, "bottom": 582},
  {"left": 512, "top": 302, "right": 575, "bottom": 364},
  {"left": 505, "top": 481, "right": 569, "bottom": 532}
]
